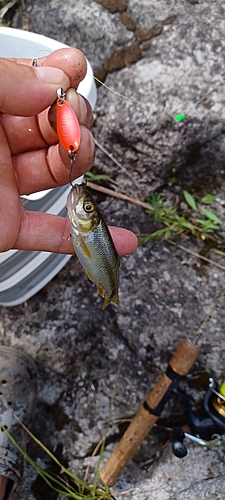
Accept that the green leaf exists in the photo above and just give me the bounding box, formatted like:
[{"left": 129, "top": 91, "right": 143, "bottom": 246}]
[
  {"left": 196, "top": 219, "right": 220, "bottom": 230},
  {"left": 213, "top": 249, "right": 225, "bottom": 257},
  {"left": 200, "top": 207, "right": 222, "bottom": 224},
  {"left": 183, "top": 191, "right": 197, "bottom": 211},
  {"left": 199, "top": 195, "right": 216, "bottom": 203},
  {"left": 180, "top": 221, "right": 195, "bottom": 230},
  {"left": 85, "top": 172, "right": 110, "bottom": 181}
]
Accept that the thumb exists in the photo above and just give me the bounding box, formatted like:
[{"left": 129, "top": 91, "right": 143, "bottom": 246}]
[{"left": 0, "top": 58, "right": 70, "bottom": 116}]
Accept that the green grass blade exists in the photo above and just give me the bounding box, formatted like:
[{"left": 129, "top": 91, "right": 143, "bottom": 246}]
[
  {"left": 199, "top": 195, "right": 216, "bottom": 203},
  {"left": 1, "top": 425, "right": 110, "bottom": 499},
  {"left": 200, "top": 207, "right": 222, "bottom": 224},
  {"left": 85, "top": 172, "right": 110, "bottom": 181},
  {"left": 183, "top": 191, "right": 197, "bottom": 211},
  {"left": 213, "top": 249, "right": 225, "bottom": 257}
]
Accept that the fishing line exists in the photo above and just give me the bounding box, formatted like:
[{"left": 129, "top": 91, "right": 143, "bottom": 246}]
[
  {"left": 194, "top": 74, "right": 225, "bottom": 108},
  {"left": 31, "top": 50, "right": 53, "bottom": 67},
  {"left": 91, "top": 72, "right": 225, "bottom": 123},
  {"left": 93, "top": 75, "right": 179, "bottom": 121},
  {"left": 193, "top": 290, "right": 225, "bottom": 345},
  {"left": 32, "top": 49, "right": 52, "bottom": 59}
]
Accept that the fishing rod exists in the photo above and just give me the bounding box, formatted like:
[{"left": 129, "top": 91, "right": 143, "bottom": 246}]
[{"left": 99, "top": 292, "right": 225, "bottom": 487}]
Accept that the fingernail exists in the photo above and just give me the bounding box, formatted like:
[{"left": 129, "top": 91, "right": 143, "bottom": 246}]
[{"left": 35, "top": 66, "right": 65, "bottom": 84}]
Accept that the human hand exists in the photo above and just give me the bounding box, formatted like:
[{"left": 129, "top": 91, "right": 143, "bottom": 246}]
[{"left": 0, "top": 48, "right": 137, "bottom": 256}]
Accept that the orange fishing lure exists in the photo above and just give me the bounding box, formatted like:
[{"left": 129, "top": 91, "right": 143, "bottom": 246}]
[{"left": 56, "top": 88, "right": 81, "bottom": 161}]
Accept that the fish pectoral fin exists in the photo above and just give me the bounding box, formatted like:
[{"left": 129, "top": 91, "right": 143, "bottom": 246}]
[
  {"left": 80, "top": 240, "right": 92, "bottom": 259},
  {"left": 102, "top": 291, "right": 119, "bottom": 310},
  {"left": 97, "top": 284, "right": 105, "bottom": 298}
]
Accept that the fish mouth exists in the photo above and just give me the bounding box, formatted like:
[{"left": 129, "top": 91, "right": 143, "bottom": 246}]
[
  {"left": 73, "top": 183, "right": 86, "bottom": 197},
  {"left": 71, "top": 183, "right": 87, "bottom": 204},
  {"left": 67, "top": 183, "right": 86, "bottom": 211}
]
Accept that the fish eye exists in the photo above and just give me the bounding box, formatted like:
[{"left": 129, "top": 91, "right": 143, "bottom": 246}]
[{"left": 84, "top": 201, "right": 95, "bottom": 212}]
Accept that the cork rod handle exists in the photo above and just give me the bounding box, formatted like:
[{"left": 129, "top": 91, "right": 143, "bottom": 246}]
[{"left": 99, "top": 338, "right": 201, "bottom": 486}]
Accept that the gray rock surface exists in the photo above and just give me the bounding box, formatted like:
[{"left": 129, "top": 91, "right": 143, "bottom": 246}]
[{"left": 1, "top": 0, "right": 225, "bottom": 498}]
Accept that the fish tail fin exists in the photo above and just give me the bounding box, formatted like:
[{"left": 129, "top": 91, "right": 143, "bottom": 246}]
[{"left": 102, "top": 291, "right": 119, "bottom": 310}]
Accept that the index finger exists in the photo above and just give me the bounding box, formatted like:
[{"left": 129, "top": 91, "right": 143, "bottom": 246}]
[{"left": 13, "top": 209, "right": 138, "bottom": 256}]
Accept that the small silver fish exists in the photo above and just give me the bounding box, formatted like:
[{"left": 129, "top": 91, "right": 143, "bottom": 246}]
[{"left": 67, "top": 183, "right": 120, "bottom": 309}]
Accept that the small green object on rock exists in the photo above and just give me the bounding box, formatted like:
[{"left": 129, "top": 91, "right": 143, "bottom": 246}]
[{"left": 174, "top": 113, "right": 185, "bottom": 122}]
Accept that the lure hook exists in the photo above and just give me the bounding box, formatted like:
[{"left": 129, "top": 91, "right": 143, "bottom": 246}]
[{"left": 69, "top": 156, "right": 76, "bottom": 188}]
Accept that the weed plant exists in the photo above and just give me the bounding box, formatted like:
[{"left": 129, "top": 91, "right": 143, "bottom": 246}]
[{"left": 141, "top": 190, "right": 223, "bottom": 244}]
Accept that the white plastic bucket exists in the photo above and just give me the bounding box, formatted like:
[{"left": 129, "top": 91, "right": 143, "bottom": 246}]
[{"left": 0, "top": 27, "right": 97, "bottom": 306}]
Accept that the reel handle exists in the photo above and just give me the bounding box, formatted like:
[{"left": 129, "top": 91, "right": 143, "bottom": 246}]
[
  {"left": 171, "top": 427, "right": 187, "bottom": 458},
  {"left": 99, "top": 338, "right": 201, "bottom": 486}
]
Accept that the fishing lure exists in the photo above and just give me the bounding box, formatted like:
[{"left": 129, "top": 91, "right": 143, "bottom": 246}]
[
  {"left": 56, "top": 88, "right": 81, "bottom": 168},
  {"left": 31, "top": 56, "right": 81, "bottom": 171}
]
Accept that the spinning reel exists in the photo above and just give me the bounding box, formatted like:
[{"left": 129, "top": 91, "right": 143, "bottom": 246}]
[{"left": 171, "top": 377, "right": 225, "bottom": 457}]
